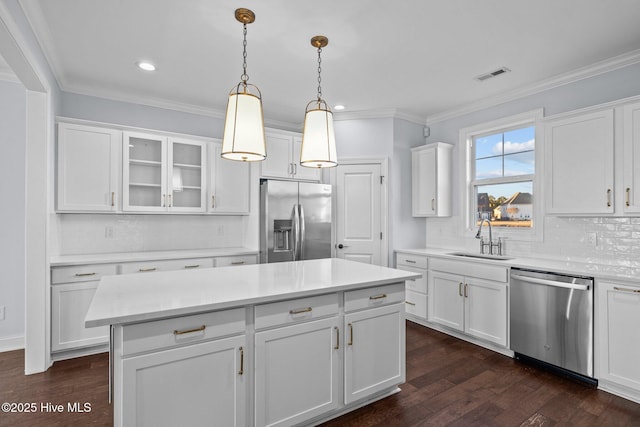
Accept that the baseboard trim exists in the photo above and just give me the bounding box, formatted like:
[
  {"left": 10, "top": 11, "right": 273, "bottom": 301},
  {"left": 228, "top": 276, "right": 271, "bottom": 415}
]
[{"left": 0, "top": 336, "right": 25, "bottom": 353}]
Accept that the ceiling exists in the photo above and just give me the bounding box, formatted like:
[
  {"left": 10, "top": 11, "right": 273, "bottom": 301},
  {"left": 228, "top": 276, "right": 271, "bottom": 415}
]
[{"left": 16, "top": 0, "right": 640, "bottom": 126}]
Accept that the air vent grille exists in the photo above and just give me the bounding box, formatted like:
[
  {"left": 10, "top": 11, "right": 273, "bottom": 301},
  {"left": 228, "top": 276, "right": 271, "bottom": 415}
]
[{"left": 476, "top": 67, "right": 511, "bottom": 82}]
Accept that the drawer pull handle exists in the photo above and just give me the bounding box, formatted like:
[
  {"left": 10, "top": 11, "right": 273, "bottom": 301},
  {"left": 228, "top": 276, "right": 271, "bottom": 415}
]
[
  {"left": 405, "top": 301, "right": 416, "bottom": 306},
  {"left": 614, "top": 286, "right": 640, "bottom": 294},
  {"left": 626, "top": 187, "right": 631, "bottom": 207},
  {"left": 231, "top": 261, "right": 245, "bottom": 265},
  {"left": 369, "top": 294, "right": 387, "bottom": 300},
  {"left": 289, "top": 307, "right": 313, "bottom": 315},
  {"left": 238, "top": 347, "right": 244, "bottom": 375},
  {"left": 607, "top": 188, "right": 612, "bottom": 207},
  {"left": 139, "top": 267, "right": 157, "bottom": 272},
  {"left": 405, "top": 259, "right": 416, "bottom": 264},
  {"left": 348, "top": 323, "right": 353, "bottom": 346},
  {"left": 111, "top": 191, "right": 115, "bottom": 207},
  {"left": 173, "top": 325, "right": 206, "bottom": 336},
  {"left": 184, "top": 264, "right": 200, "bottom": 269},
  {"left": 334, "top": 327, "right": 340, "bottom": 350},
  {"left": 75, "top": 272, "right": 96, "bottom": 277}
]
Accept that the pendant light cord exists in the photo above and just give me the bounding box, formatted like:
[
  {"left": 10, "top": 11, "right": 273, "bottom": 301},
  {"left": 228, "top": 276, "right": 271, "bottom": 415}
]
[{"left": 241, "top": 23, "right": 249, "bottom": 85}]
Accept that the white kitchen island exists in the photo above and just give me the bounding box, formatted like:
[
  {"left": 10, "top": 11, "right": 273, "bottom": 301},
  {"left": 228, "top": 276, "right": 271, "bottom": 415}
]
[{"left": 85, "top": 258, "right": 420, "bottom": 427}]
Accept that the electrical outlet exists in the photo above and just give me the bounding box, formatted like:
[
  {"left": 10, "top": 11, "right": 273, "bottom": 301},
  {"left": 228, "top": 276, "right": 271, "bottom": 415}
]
[
  {"left": 105, "top": 226, "right": 114, "bottom": 239},
  {"left": 0, "top": 306, "right": 5, "bottom": 321},
  {"left": 586, "top": 232, "right": 597, "bottom": 247},
  {"left": 217, "top": 225, "right": 225, "bottom": 236}
]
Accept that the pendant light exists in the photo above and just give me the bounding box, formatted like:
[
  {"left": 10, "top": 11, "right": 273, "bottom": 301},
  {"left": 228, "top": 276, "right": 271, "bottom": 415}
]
[
  {"left": 221, "top": 8, "right": 266, "bottom": 162},
  {"left": 300, "top": 36, "right": 338, "bottom": 168}
]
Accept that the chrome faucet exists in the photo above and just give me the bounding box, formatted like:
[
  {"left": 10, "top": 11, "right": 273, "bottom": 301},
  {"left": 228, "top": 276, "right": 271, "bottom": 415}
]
[{"left": 475, "top": 219, "right": 502, "bottom": 255}]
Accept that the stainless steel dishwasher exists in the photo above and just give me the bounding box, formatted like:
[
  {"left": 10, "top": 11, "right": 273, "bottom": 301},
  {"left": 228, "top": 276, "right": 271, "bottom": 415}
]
[{"left": 510, "top": 268, "right": 595, "bottom": 383}]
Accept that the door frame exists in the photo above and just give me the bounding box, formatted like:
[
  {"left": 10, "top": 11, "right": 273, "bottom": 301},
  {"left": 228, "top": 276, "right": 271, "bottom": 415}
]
[{"left": 329, "top": 158, "right": 389, "bottom": 267}]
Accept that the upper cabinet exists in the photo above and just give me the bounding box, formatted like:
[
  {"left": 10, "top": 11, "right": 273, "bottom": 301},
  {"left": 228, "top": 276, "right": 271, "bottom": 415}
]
[
  {"left": 261, "top": 131, "right": 320, "bottom": 181},
  {"left": 623, "top": 101, "right": 640, "bottom": 213},
  {"left": 57, "top": 123, "right": 121, "bottom": 212},
  {"left": 123, "top": 131, "right": 207, "bottom": 213},
  {"left": 411, "top": 142, "right": 452, "bottom": 217},
  {"left": 545, "top": 109, "right": 614, "bottom": 215},
  {"left": 209, "top": 142, "right": 251, "bottom": 214}
]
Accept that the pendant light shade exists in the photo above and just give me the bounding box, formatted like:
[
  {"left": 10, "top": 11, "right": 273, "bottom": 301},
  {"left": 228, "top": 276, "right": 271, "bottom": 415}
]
[
  {"left": 300, "top": 35, "right": 338, "bottom": 168},
  {"left": 221, "top": 8, "right": 266, "bottom": 162}
]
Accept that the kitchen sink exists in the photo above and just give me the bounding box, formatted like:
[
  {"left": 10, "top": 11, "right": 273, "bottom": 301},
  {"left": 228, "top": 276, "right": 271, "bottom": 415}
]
[{"left": 447, "top": 252, "right": 513, "bottom": 261}]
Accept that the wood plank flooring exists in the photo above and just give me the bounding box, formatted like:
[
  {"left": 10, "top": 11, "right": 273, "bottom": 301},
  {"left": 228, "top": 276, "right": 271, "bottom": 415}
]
[{"left": 1, "top": 321, "right": 639, "bottom": 426}]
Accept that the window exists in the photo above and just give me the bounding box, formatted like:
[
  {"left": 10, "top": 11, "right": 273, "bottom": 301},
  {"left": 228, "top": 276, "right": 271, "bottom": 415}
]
[{"left": 461, "top": 109, "right": 542, "bottom": 238}]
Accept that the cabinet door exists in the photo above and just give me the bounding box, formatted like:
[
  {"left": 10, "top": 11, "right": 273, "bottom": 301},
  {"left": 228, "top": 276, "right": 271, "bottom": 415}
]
[
  {"left": 545, "top": 109, "right": 614, "bottom": 214},
  {"left": 428, "top": 271, "right": 464, "bottom": 332},
  {"left": 57, "top": 123, "right": 120, "bottom": 212},
  {"left": 167, "top": 138, "right": 206, "bottom": 212},
  {"left": 210, "top": 142, "right": 251, "bottom": 214},
  {"left": 122, "top": 335, "right": 246, "bottom": 427},
  {"left": 464, "top": 278, "right": 508, "bottom": 347},
  {"left": 292, "top": 136, "right": 321, "bottom": 181},
  {"left": 412, "top": 145, "right": 436, "bottom": 216},
  {"left": 623, "top": 102, "right": 640, "bottom": 213},
  {"left": 123, "top": 131, "right": 167, "bottom": 212},
  {"left": 597, "top": 282, "right": 640, "bottom": 390},
  {"left": 344, "top": 303, "right": 405, "bottom": 404},
  {"left": 255, "top": 317, "right": 340, "bottom": 427},
  {"left": 51, "top": 281, "right": 109, "bottom": 351},
  {"left": 261, "top": 132, "right": 293, "bottom": 178}
]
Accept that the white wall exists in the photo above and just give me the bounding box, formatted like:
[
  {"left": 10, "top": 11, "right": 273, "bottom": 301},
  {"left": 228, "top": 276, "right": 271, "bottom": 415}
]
[
  {"left": 0, "top": 79, "right": 26, "bottom": 349},
  {"left": 423, "top": 61, "right": 640, "bottom": 276}
]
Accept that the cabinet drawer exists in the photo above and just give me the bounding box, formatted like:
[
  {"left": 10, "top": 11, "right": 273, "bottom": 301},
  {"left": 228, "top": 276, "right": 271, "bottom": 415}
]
[
  {"left": 405, "top": 290, "right": 427, "bottom": 320},
  {"left": 397, "top": 265, "right": 427, "bottom": 293},
  {"left": 254, "top": 293, "right": 339, "bottom": 330},
  {"left": 215, "top": 255, "right": 257, "bottom": 267},
  {"left": 396, "top": 253, "right": 427, "bottom": 269},
  {"left": 51, "top": 264, "right": 118, "bottom": 284},
  {"left": 344, "top": 283, "right": 405, "bottom": 313},
  {"left": 120, "top": 258, "right": 213, "bottom": 274},
  {"left": 122, "top": 308, "right": 245, "bottom": 356},
  {"left": 430, "top": 258, "right": 508, "bottom": 283}
]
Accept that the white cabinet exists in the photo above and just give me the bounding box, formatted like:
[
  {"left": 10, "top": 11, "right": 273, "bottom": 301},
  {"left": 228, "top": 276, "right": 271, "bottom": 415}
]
[
  {"left": 261, "top": 131, "right": 320, "bottom": 181},
  {"left": 411, "top": 142, "right": 452, "bottom": 217},
  {"left": 623, "top": 101, "right": 640, "bottom": 213},
  {"left": 118, "top": 309, "right": 247, "bottom": 427},
  {"left": 57, "top": 122, "right": 121, "bottom": 212},
  {"left": 120, "top": 257, "right": 214, "bottom": 275},
  {"left": 209, "top": 142, "right": 251, "bottom": 214},
  {"left": 545, "top": 109, "right": 614, "bottom": 214},
  {"left": 597, "top": 280, "right": 640, "bottom": 402},
  {"left": 123, "top": 131, "right": 207, "bottom": 213},
  {"left": 214, "top": 254, "right": 257, "bottom": 267},
  {"left": 395, "top": 252, "right": 428, "bottom": 321},
  {"left": 428, "top": 258, "right": 508, "bottom": 347},
  {"left": 254, "top": 295, "right": 340, "bottom": 427},
  {"left": 50, "top": 263, "right": 116, "bottom": 352}
]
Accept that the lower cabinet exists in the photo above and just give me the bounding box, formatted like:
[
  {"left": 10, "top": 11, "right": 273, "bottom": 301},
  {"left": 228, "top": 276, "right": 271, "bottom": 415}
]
[
  {"left": 429, "top": 259, "right": 509, "bottom": 348},
  {"left": 254, "top": 317, "right": 341, "bottom": 426},
  {"left": 395, "top": 252, "right": 428, "bottom": 322},
  {"left": 597, "top": 280, "right": 640, "bottom": 401}
]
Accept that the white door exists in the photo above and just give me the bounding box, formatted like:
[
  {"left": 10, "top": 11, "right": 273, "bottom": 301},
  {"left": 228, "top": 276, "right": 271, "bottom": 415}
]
[
  {"left": 464, "top": 278, "right": 508, "bottom": 346},
  {"left": 261, "top": 132, "right": 293, "bottom": 178},
  {"left": 429, "top": 271, "right": 464, "bottom": 332},
  {"left": 210, "top": 143, "right": 251, "bottom": 214},
  {"left": 335, "top": 163, "right": 383, "bottom": 265},
  {"left": 623, "top": 101, "right": 640, "bottom": 213}
]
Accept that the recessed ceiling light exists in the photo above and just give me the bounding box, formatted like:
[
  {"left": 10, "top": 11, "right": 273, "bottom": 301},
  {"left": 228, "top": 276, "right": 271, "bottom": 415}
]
[
  {"left": 136, "top": 61, "right": 156, "bottom": 72},
  {"left": 334, "top": 104, "right": 345, "bottom": 111}
]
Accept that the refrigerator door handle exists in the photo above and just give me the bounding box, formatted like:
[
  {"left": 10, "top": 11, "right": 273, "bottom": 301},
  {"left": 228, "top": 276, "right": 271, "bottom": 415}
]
[
  {"left": 298, "top": 204, "right": 305, "bottom": 260},
  {"left": 291, "top": 204, "right": 300, "bottom": 261}
]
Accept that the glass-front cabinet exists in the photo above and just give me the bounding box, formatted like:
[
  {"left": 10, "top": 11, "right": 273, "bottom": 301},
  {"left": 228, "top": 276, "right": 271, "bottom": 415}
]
[{"left": 123, "top": 131, "right": 206, "bottom": 212}]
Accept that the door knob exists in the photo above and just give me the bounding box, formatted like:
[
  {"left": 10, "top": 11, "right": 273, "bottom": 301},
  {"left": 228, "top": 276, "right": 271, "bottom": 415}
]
[{"left": 338, "top": 244, "right": 349, "bottom": 249}]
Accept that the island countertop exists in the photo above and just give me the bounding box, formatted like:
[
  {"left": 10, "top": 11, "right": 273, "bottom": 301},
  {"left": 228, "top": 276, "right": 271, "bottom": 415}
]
[{"left": 85, "top": 258, "right": 420, "bottom": 328}]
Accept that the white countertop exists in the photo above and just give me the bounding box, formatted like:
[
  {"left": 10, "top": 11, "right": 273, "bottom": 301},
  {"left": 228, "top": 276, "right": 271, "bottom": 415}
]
[
  {"left": 51, "top": 247, "right": 258, "bottom": 266},
  {"left": 396, "top": 247, "right": 639, "bottom": 282},
  {"left": 85, "top": 258, "right": 421, "bottom": 327}
]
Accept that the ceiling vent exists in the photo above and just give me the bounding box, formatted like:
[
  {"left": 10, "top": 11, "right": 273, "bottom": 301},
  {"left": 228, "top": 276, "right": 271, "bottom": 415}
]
[{"left": 476, "top": 67, "right": 511, "bottom": 82}]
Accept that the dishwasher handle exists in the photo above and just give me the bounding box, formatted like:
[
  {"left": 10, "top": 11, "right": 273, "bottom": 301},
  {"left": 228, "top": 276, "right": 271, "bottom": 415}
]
[{"left": 511, "top": 273, "right": 590, "bottom": 291}]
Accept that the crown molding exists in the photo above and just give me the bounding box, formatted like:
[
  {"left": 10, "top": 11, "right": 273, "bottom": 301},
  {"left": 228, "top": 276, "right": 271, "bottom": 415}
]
[
  {"left": 426, "top": 49, "right": 640, "bottom": 126},
  {"left": 334, "top": 108, "right": 425, "bottom": 125},
  {"left": 0, "top": 69, "right": 20, "bottom": 83}
]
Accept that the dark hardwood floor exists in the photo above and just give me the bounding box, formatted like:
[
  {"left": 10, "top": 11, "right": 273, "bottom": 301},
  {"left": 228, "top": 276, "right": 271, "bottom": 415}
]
[{"left": 1, "top": 322, "right": 639, "bottom": 426}]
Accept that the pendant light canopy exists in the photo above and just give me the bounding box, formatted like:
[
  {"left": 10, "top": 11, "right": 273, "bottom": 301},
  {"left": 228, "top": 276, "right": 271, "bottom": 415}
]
[
  {"left": 300, "top": 36, "right": 338, "bottom": 168},
  {"left": 221, "top": 8, "right": 266, "bottom": 162}
]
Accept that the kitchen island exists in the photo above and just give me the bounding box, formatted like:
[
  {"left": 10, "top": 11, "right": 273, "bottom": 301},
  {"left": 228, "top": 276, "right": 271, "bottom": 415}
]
[{"left": 86, "top": 258, "right": 420, "bottom": 427}]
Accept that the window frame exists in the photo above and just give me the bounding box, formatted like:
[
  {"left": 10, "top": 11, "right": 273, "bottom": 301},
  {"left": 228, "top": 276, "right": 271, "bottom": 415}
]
[{"left": 459, "top": 109, "right": 544, "bottom": 241}]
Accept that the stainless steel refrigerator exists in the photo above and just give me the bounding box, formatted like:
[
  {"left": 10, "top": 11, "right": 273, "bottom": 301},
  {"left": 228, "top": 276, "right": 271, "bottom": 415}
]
[{"left": 260, "top": 179, "right": 332, "bottom": 263}]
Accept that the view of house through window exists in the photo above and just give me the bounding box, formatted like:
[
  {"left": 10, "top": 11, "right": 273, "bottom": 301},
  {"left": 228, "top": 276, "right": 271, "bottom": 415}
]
[{"left": 473, "top": 126, "right": 535, "bottom": 228}]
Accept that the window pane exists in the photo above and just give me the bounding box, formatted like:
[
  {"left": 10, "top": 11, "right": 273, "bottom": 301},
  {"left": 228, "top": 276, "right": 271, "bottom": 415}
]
[
  {"left": 475, "top": 181, "right": 533, "bottom": 228},
  {"left": 504, "top": 151, "right": 534, "bottom": 176},
  {"left": 503, "top": 126, "right": 535, "bottom": 154},
  {"left": 475, "top": 133, "right": 502, "bottom": 159},
  {"left": 475, "top": 156, "right": 503, "bottom": 180}
]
